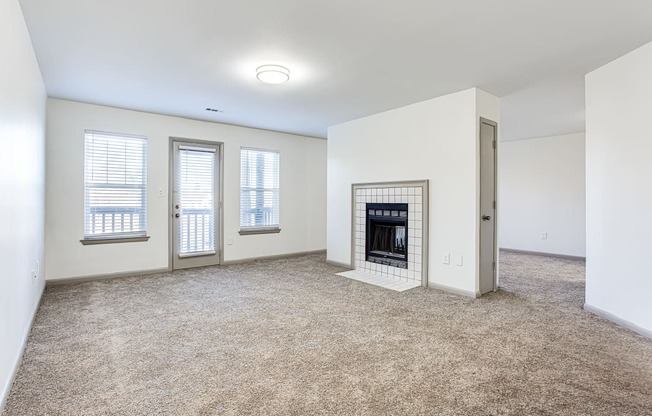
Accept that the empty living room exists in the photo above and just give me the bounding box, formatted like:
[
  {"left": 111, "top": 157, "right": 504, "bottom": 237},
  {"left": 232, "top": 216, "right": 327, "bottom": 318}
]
[{"left": 2, "top": 0, "right": 652, "bottom": 414}]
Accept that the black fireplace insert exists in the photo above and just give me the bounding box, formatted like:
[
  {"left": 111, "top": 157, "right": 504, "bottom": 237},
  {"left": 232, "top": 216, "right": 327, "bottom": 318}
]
[{"left": 366, "top": 203, "right": 408, "bottom": 269}]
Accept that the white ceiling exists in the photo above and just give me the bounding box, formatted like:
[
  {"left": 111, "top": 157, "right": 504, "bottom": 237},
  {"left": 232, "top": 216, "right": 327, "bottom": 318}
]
[{"left": 18, "top": 0, "right": 652, "bottom": 140}]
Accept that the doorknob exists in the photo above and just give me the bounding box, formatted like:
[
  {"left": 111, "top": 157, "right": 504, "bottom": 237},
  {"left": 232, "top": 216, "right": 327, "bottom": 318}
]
[
  {"left": 482, "top": 215, "right": 491, "bottom": 221},
  {"left": 175, "top": 213, "right": 180, "bottom": 218},
  {"left": 175, "top": 204, "right": 180, "bottom": 209}
]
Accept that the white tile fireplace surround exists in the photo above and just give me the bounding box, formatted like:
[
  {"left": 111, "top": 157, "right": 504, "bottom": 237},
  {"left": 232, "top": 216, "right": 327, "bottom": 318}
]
[{"left": 349, "top": 181, "right": 429, "bottom": 287}]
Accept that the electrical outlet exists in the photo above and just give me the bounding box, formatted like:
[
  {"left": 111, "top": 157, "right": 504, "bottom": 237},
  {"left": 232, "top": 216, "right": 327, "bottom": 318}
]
[
  {"left": 541, "top": 232, "right": 548, "bottom": 240},
  {"left": 442, "top": 252, "right": 450, "bottom": 265},
  {"left": 158, "top": 188, "right": 165, "bottom": 197}
]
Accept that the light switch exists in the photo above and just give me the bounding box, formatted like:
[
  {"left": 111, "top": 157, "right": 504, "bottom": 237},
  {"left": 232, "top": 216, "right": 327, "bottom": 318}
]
[{"left": 456, "top": 255, "right": 463, "bottom": 266}]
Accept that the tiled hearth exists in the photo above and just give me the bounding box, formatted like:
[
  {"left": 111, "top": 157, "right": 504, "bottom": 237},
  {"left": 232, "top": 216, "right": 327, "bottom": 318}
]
[{"left": 340, "top": 181, "right": 429, "bottom": 290}]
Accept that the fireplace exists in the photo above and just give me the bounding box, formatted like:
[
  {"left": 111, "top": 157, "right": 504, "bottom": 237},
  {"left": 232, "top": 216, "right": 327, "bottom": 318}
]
[
  {"left": 366, "top": 203, "right": 408, "bottom": 269},
  {"left": 351, "top": 182, "right": 428, "bottom": 286}
]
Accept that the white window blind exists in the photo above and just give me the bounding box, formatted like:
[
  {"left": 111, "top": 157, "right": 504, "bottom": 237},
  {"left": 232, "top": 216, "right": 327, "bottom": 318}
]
[
  {"left": 84, "top": 130, "right": 147, "bottom": 239},
  {"left": 176, "top": 146, "right": 216, "bottom": 256},
  {"left": 240, "top": 147, "right": 280, "bottom": 229}
]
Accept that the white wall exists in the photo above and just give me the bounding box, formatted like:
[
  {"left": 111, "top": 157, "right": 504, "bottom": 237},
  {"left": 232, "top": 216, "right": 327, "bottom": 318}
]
[
  {"left": 499, "top": 133, "right": 586, "bottom": 257},
  {"left": 585, "top": 41, "right": 652, "bottom": 335},
  {"left": 46, "top": 99, "right": 326, "bottom": 280},
  {"left": 0, "top": 0, "right": 47, "bottom": 409},
  {"left": 327, "top": 88, "right": 500, "bottom": 295}
]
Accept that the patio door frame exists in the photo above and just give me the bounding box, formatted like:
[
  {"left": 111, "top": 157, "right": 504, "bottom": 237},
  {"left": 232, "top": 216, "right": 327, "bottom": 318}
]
[{"left": 168, "top": 137, "right": 224, "bottom": 270}]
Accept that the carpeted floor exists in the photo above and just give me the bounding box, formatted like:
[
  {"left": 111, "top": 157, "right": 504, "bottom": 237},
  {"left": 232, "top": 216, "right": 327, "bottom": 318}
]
[{"left": 4, "top": 251, "right": 652, "bottom": 415}]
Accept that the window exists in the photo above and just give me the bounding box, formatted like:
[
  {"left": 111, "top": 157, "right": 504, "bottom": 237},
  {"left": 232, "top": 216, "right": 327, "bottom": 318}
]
[
  {"left": 240, "top": 147, "right": 280, "bottom": 233},
  {"left": 82, "top": 130, "right": 148, "bottom": 243}
]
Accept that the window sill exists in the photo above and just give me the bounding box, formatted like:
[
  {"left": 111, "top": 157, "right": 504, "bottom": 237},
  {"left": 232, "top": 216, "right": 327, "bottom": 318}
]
[
  {"left": 238, "top": 228, "right": 281, "bottom": 236},
  {"left": 80, "top": 236, "right": 151, "bottom": 245}
]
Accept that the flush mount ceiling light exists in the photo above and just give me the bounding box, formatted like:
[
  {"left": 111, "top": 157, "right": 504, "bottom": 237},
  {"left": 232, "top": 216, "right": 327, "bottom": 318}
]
[{"left": 256, "top": 65, "right": 290, "bottom": 84}]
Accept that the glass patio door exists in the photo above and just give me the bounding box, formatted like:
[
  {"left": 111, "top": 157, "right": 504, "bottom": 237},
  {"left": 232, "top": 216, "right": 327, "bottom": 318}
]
[{"left": 172, "top": 140, "right": 221, "bottom": 269}]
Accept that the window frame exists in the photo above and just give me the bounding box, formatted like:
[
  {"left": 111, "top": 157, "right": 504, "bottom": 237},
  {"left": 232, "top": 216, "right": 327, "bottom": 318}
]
[
  {"left": 239, "top": 146, "right": 281, "bottom": 235},
  {"left": 80, "top": 130, "right": 150, "bottom": 245}
]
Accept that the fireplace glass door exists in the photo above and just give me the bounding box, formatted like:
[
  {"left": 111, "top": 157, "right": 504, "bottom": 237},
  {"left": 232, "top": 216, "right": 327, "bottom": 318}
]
[{"left": 366, "top": 203, "right": 408, "bottom": 268}]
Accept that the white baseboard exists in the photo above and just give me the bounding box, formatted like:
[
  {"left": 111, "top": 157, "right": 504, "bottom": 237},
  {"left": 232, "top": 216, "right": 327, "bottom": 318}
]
[
  {"left": 584, "top": 304, "right": 652, "bottom": 340},
  {"left": 0, "top": 285, "right": 44, "bottom": 413},
  {"left": 428, "top": 282, "right": 480, "bottom": 299},
  {"left": 325, "top": 259, "right": 352, "bottom": 269}
]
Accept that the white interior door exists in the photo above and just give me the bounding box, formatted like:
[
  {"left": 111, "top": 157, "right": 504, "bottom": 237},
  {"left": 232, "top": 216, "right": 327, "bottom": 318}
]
[
  {"left": 172, "top": 140, "right": 221, "bottom": 269},
  {"left": 479, "top": 118, "right": 497, "bottom": 294}
]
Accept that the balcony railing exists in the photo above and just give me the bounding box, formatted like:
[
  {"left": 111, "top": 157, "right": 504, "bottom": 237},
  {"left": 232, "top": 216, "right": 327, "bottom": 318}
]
[
  {"left": 240, "top": 207, "right": 275, "bottom": 228},
  {"left": 86, "top": 207, "right": 145, "bottom": 237},
  {"left": 179, "top": 208, "right": 214, "bottom": 255}
]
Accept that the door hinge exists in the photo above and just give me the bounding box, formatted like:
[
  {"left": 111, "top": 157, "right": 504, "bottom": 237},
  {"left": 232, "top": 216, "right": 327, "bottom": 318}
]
[
  {"left": 493, "top": 262, "right": 496, "bottom": 270},
  {"left": 492, "top": 140, "right": 496, "bottom": 149},
  {"left": 493, "top": 200, "right": 496, "bottom": 209}
]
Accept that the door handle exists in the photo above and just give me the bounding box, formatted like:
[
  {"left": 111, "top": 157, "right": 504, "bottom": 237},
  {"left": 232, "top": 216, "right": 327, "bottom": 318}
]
[{"left": 482, "top": 215, "right": 491, "bottom": 221}]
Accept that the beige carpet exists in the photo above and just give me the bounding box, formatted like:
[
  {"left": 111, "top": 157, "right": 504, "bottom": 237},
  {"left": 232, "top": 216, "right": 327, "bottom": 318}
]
[{"left": 4, "top": 251, "right": 652, "bottom": 415}]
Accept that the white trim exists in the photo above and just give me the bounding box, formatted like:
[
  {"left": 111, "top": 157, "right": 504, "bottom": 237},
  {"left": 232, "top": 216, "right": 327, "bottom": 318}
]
[
  {"left": 0, "top": 287, "right": 43, "bottom": 413},
  {"left": 428, "top": 282, "right": 480, "bottom": 299},
  {"left": 326, "top": 259, "right": 353, "bottom": 269},
  {"left": 583, "top": 304, "right": 652, "bottom": 340}
]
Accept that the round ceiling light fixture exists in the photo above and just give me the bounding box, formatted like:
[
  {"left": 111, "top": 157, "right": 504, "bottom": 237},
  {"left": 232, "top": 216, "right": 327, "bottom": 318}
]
[{"left": 256, "top": 65, "right": 290, "bottom": 84}]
